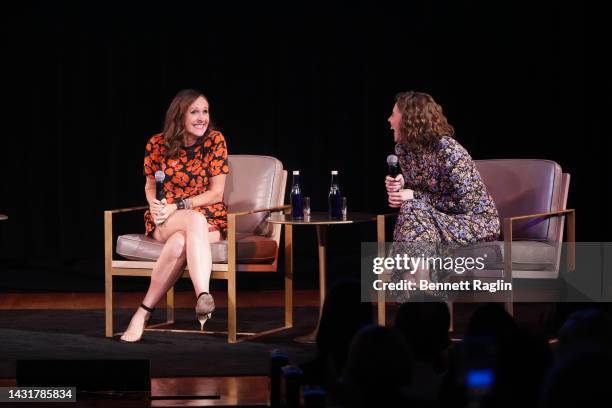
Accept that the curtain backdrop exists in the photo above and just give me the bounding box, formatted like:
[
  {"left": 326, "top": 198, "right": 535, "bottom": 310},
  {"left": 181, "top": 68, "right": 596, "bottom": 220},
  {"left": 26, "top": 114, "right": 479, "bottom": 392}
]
[{"left": 0, "top": 1, "right": 604, "bottom": 291}]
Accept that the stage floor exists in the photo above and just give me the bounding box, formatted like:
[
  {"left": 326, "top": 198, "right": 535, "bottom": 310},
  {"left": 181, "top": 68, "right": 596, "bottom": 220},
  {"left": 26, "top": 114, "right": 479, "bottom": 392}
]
[
  {"left": 0, "top": 290, "right": 322, "bottom": 407},
  {"left": 0, "top": 376, "right": 268, "bottom": 407},
  {"left": 0, "top": 290, "right": 321, "bottom": 310},
  {"left": 0, "top": 290, "right": 563, "bottom": 407}
]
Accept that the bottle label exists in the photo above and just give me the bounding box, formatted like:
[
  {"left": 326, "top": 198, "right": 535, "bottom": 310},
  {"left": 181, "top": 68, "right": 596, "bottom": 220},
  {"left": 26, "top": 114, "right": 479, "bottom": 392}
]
[
  {"left": 328, "top": 189, "right": 342, "bottom": 219},
  {"left": 291, "top": 192, "right": 303, "bottom": 219}
]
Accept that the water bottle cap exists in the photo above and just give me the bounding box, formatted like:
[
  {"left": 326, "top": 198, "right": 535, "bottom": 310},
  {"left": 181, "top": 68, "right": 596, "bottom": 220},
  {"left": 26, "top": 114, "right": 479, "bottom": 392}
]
[
  {"left": 331, "top": 170, "right": 338, "bottom": 175},
  {"left": 292, "top": 170, "right": 300, "bottom": 175}
]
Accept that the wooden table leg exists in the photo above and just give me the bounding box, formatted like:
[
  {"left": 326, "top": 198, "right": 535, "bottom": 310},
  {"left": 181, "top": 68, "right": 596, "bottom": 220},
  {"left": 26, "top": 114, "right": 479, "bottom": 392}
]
[
  {"left": 316, "top": 225, "right": 327, "bottom": 316},
  {"left": 294, "top": 225, "right": 327, "bottom": 344}
]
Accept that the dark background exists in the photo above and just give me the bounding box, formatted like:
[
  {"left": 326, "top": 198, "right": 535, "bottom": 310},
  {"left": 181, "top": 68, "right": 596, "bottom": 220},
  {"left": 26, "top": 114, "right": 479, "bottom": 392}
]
[{"left": 0, "top": 1, "right": 607, "bottom": 292}]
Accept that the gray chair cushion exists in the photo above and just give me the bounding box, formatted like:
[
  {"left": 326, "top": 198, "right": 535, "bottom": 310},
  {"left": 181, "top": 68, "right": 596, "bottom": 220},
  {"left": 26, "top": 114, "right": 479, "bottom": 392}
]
[
  {"left": 451, "top": 240, "right": 557, "bottom": 274},
  {"left": 116, "top": 233, "right": 277, "bottom": 264}
]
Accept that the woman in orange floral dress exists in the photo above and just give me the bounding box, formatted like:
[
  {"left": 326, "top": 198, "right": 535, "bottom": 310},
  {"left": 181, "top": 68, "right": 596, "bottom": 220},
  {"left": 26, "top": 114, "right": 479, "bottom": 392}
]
[{"left": 121, "top": 89, "right": 229, "bottom": 342}]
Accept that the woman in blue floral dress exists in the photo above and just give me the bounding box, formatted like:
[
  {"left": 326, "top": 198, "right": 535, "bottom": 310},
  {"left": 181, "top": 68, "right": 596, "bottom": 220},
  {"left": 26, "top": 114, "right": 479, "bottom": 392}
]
[{"left": 385, "top": 91, "right": 500, "bottom": 247}]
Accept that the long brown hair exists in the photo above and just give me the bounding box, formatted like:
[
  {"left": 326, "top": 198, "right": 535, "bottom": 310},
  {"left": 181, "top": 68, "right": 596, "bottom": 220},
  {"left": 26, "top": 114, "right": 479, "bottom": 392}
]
[
  {"left": 395, "top": 91, "right": 454, "bottom": 150},
  {"left": 163, "top": 89, "right": 214, "bottom": 159}
]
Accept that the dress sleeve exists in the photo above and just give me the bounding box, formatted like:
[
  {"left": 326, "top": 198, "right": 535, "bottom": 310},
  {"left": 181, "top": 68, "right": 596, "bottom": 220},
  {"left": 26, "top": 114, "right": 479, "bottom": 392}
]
[
  {"left": 208, "top": 132, "right": 230, "bottom": 177},
  {"left": 437, "top": 138, "right": 482, "bottom": 213},
  {"left": 143, "top": 134, "right": 163, "bottom": 177},
  {"left": 394, "top": 143, "right": 410, "bottom": 184},
  {"left": 394, "top": 143, "right": 431, "bottom": 203}
]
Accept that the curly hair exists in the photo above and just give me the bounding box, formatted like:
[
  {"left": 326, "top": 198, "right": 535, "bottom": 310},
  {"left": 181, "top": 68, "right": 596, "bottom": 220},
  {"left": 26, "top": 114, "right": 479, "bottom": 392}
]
[
  {"left": 395, "top": 91, "right": 454, "bottom": 150},
  {"left": 163, "top": 89, "right": 214, "bottom": 159}
]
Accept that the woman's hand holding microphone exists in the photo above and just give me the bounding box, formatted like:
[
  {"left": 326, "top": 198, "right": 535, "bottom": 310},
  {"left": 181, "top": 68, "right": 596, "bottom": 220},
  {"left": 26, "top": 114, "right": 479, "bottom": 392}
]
[
  {"left": 385, "top": 173, "right": 414, "bottom": 208},
  {"left": 150, "top": 199, "right": 178, "bottom": 226}
]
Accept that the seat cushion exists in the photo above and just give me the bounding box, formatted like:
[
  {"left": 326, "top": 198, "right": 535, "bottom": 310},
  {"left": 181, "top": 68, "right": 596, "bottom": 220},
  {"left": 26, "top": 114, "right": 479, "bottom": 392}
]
[
  {"left": 451, "top": 240, "right": 557, "bottom": 272},
  {"left": 116, "top": 233, "right": 277, "bottom": 264}
]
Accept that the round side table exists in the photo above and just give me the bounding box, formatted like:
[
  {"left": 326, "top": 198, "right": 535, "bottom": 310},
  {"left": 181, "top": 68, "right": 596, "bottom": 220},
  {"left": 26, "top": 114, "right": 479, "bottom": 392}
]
[{"left": 268, "top": 212, "right": 376, "bottom": 343}]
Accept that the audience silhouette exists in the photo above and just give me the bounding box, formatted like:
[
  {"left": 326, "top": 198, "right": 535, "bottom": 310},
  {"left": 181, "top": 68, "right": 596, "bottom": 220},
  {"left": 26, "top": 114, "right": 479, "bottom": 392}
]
[
  {"left": 343, "top": 325, "right": 413, "bottom": 407},
  {"left": 301, "top": 279, "right": 373, "bottom": 402},
  {"left": 291, "top": 297, "right": 612, "bottom": 407},
  {"left": 394, "top": 296, "right": 450, "bottom": 404}
]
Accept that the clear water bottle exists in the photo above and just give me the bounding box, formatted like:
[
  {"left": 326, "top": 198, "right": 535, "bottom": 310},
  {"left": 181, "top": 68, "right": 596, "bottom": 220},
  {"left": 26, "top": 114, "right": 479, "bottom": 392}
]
[
  {"left": 290, "top": 171, "right": 303, "bottom": 220},
  {"left": 328, "top": 170, "right": 342, "bottom": 220}
]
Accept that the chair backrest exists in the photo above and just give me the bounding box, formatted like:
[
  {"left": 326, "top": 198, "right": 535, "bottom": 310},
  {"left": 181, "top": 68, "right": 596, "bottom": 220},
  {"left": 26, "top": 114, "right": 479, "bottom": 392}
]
[
  {"left": 474, "top": 159, "right": 569, "bottom": 241},
  {"left": 225, "top": 155, "right": 287, "bottom": 240}
]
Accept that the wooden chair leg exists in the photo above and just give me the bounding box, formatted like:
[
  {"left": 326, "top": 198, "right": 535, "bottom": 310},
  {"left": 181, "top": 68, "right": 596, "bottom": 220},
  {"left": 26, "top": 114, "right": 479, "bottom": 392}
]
[
  {"left": 503, "top": 218, "right": 514, "bottom": 317},
  {"left": 567, "top": 209, "right": 576, "bottom": 272},
  {"left": 166, "top": 286, "right": 175, "bottom": 324},
  {"left": 105, "top": 271, "right": 113, "bottom": 338},
  {"left": 227, "top": 214, "right": 237, "bottom": 343},
  {"left": 377, "top": 288, "right": 386, "bottom": 326},
  {"left": 447, "top": 301, "right": 454, "bottom": 333},
  {"left": 505, "top": 292, "right": 514, "bottom": 317},
  {"left": 284, "top": 224, "right": 293, "bottom": 328},
  {"left": 104, "top": 211, "right": 114, "bottom": 338},
  {"left": 228, "top": 268, "right": 237, "bottom": 343},
  {"left": 377, "top": 215, "right": 386, "bottom": 326}
]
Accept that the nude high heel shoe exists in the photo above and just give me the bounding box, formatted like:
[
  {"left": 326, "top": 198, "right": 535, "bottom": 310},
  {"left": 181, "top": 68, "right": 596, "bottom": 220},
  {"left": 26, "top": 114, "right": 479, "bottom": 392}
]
[
  {"left": 120, "top": 303, "right": 154, "bottom": 343},
  {"left": 195, "top": 292, "right": 215, "bottom": 331}
]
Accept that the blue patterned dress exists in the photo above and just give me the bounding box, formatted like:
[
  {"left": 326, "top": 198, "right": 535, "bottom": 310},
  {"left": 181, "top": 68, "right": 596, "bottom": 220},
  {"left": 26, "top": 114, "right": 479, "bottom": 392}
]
[{"left": 393, "top": 136, "right": 500, "bottom": 245}]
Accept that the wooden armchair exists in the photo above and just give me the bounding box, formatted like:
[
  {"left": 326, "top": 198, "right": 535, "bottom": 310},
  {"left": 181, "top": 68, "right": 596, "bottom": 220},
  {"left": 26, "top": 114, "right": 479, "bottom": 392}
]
[
  {"left": 376, "top": 159, "right": 575, "bottom": 325},
  {"left": 104, "top": 155, "right": 292, "bottom": 343}
]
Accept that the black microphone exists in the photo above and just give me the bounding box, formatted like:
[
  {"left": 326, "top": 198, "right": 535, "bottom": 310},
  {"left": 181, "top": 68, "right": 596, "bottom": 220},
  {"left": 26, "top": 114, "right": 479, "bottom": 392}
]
[
  {"left": 387, "top": 154, "right": 401, "bottom": 178},
  {"left": 155, "top": 170, "right": 165, "bottom": 201}
]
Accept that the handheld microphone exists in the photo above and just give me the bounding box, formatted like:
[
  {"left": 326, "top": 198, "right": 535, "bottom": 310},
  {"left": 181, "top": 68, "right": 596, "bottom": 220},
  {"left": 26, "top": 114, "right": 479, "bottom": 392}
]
[
  {"left": 387, "top": 154, "right": 401, "bottom": 178},
  {"left": 155, "top": 170, "right": 165, "bottom": 201}
]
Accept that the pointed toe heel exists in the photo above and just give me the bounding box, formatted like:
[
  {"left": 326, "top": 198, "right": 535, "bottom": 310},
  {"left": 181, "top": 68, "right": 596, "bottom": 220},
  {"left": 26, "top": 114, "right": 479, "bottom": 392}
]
[
  {"left": 120, "top": 303, "right": 155, "bottom": 343},
  {"left": 198, "top": 312, "right": 212, "bottom": 331},
  {"left": 195, "top": 292, "right": 215, "bottom": 331}
]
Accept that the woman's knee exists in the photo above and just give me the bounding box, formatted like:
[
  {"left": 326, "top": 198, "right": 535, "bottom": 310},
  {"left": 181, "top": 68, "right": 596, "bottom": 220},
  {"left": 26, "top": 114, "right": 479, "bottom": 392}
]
[
  {"left": 183, "top": 210, "right": 209, "bottom": 232},
  {"left": 400, "top": 198, "right": 428, "bottom": 213},
  {"left": 164, "top": 231, "right": 187, "bottom": 259}
]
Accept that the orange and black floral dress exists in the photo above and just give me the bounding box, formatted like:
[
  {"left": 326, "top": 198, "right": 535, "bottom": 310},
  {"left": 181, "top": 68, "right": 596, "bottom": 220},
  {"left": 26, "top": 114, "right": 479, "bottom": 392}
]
[{"left": 143, "top": 130, "right": 229, "bottom": 237}]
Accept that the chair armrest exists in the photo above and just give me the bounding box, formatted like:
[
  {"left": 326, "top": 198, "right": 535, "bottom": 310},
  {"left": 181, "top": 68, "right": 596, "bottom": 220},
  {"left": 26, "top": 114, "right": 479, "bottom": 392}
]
[
  {"left": 376, "top": 212, "right": 399, "bottom": 219},
  {"left": 503, "top": 208, "right": 575, "bottom": 243},
  {"left": 105, "top": 205, "right": 149, "bottom": 215},
  {"left": 228, "top": 204, "right": 291, "bottom": 218},
  {"left": 375, "top": 213, "right": 399, "bottom": 244},
  {"left": 504, "top": 209, "right": 575, "bottom": 224},
  {"left": 104, "top": 206, "right": 149, "bottom": 266},
  {"left": 106, "top": 203, "right": 290, "bottom": 218},
  {"left": 503, "top": 209, "right": 575, "bottom": 277},
  {"left": 224, "top": 205, "right": 291, "bottom": 270}
]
